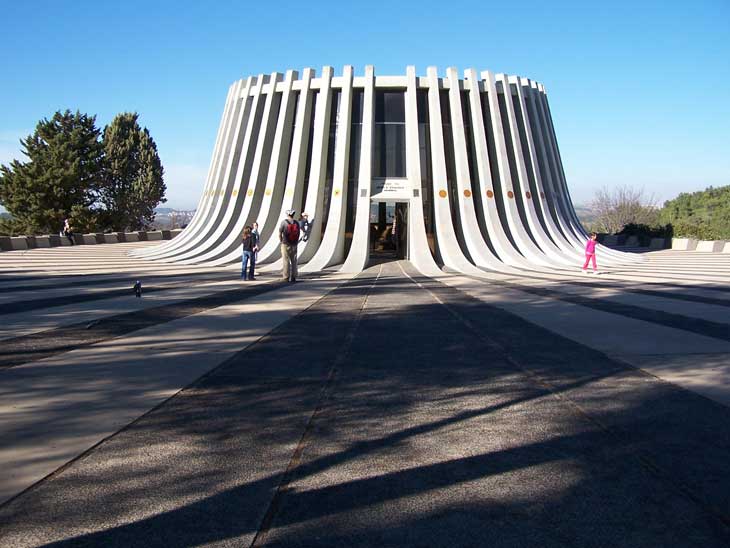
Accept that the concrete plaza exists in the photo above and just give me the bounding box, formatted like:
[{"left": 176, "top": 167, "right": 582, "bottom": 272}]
[{"left": 1, "top": 242, "right": 729, "bottom": 546}]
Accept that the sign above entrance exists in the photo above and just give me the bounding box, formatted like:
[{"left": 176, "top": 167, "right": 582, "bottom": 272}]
[{"left": 371, "top": 178, "right": 411, "bottom": 202}]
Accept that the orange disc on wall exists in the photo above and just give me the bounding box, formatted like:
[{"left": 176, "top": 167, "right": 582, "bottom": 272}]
[
  {"left": 265, "top": 189, "right": 272, "bottom": 196},
  {"left": 507, "top": 190, "right": 514, "bottom": 199},
  {"left": 525, "top": 191, "right": 532, "bottom": 199},
  {"left": 438, "top": 190, "right": 447, "bottom": 198},
  {"left": 486, "top": 189, "right": 494, "bottom": 198},
  {"left": 247, "top": 189, "right": 254, "bottom": 197},
  {"left": 464, "top": 189, "right": 472, "bottom": 198}
]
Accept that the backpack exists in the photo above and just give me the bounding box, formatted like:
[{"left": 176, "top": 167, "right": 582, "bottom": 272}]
[{"left": 285, "top": 220, "right": 300, "bottom": 244}]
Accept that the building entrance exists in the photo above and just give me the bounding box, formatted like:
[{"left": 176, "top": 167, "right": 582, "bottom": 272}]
[{"left": 369, "top": 201, "right": 408, "bottom": 263}]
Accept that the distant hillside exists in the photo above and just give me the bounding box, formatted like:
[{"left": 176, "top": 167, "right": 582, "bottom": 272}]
[
  {"left": 573, "top": 204, "right": 598, "bottom": 228},
  {"left": 658, "top": 184, "right": 730, "bottom": 240}
]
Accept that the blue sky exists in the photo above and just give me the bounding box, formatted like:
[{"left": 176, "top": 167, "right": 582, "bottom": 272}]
[{"left": 1, "top": 0, "right": 728, "bottom": 209}]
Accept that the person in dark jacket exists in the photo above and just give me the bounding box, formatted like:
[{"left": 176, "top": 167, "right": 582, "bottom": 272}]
[
  {"left": 62, "top": 218, "right": 75, "bottom": 245},
  {"left": 241, "top": 226, "right": 257, "bottom": 280}
]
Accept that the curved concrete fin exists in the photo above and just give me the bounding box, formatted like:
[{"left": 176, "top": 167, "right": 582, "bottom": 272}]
[
  {"left": 296, "top": 66, "right": 334, "bottom": 264},
  {"left": 170, "top": 76, "right": 264, "bottom": 264},
  {"left": 481, "top": 71, "right": 554, "bottom": 269},
  {"left": 193, "top": 72, "right": 285, "bottom": 267},
  {"left": 135, "top": 81, "right": 242, "bottom": 258},
  {"left": 135, "top": 67, "right": 637, "bottom": 274},
  {"left": 425, "top": 67, "right": 514, "bottom": 276},
  {"left": 152, "top": 78, "right": 255, "bottom": 261},
  {"left": 514, "top": 77, "right": 585, "bottom": 262},
  {"left": 302, "top": 65, "right": 354, "bottom": 272},
  {"left": 185, "top": 70, "right": 298, "bottom": 265},
  {"left": 341, "top": 65, "right": 375, "bottom": 273},
  {"left": 403, "top": 66, "right": 443, "bottom": 277},
  {"left": 497, "top": 73, "right": 577, "bottom": 268},
  {"left": 258, "top": 68, "right": 315, "bottom": 265}
]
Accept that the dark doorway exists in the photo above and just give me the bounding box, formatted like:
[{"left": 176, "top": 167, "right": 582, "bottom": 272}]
[{"left": 369, "top": 201, "right": 408, "bottom": 264}]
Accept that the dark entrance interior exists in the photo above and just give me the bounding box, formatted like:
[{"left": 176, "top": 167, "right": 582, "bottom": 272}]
[{"left": 369, "top": 201, "right": 408, "bottom": 264}]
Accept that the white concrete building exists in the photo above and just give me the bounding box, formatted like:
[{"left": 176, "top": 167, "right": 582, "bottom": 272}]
[{"left": 133, "top": 66, "right": 636, "bottom": 274}]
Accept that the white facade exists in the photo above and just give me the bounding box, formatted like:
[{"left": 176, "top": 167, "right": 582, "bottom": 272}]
[{"left": 133, "top": 66, "right": 637, "bottom": 274}]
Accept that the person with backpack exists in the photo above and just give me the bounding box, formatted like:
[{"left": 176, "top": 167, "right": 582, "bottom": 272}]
[{"left": 279, "top": 209, "right": 301, "bottom": 282}]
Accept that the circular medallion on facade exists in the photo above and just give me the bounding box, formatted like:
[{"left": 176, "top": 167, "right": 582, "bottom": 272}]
[
  {"left": 525, "top": 191, "right": 532, "bottom": 199},
  {"left": 439, "top": 190, "right": 447, "bottom": 198},
  {"left": 232, "top": 189, "right": 238, "bottom": 196},
  {"left": 265, "top": 189, "right": 272, "bottom": 196},
  {"left": 334, "top": 188, "right": 341, "bottom": 197},
  {"left": 464, "top": 189, "right": 472, "bottom": 198},
  {"left": 507, "top": 190, "right": 514, "bottom": 199},
  {"left": 247, "top": 189, "right": 254, "bottom": 197},
  {"left": 486, "top": 189, "right": 494, "bottom": 198}
]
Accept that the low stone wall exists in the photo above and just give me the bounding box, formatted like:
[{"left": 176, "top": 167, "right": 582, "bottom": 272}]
[
  {"left": 672, "top": 238, "right": 699, "bottom": 251},
  {"left": 695, "top": 240, "right": 726, "bottom": 252},
  {"left": 624, "top": 235, "right": 640, "bottom": 247},
  {"left": 0, "top": 229, "right": 182, "bottom": 251}
]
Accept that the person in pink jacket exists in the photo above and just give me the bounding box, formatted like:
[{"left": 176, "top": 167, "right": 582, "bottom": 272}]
[{"left": 582, "top": 232, "right": 598, "bottom": 273}]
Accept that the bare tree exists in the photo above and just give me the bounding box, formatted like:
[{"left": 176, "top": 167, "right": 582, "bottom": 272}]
[{"left": 589, "top": 185, "right": 659, "bottom": 234}]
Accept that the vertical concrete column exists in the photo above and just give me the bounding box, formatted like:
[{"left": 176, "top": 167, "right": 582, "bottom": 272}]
[
  {"left": 304, "top": 65, "right": 354, "bottom": 270},
  {"left": 341, "top": 65, "right": 375, "bottom": 273},
  {"left": 257, "top": 68, "right": 314, "bottom": 265},
  {"left": 424, "top": 67, "right": 487, "bottom": 275},
  {"left": 405, "top": 66, "right": 442, "bottom": 276},
  {"left": 298, "top": 66, "right": 334, "bottom": 263}
]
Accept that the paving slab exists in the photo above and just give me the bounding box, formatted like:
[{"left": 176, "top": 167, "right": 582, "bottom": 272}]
[
  {"left": 1, "top": 263, "right": 729, "bottom": 547},
  {"left": 0, "top": 273, "right": 352, "bottom": 504}
]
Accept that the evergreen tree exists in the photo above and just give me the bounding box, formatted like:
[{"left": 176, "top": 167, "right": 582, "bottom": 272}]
[
  {"left": 101, "top": 113, "right": 166, "bottom": 231},
  {"left": 0, "top": 110, "right": 103, "bottom": 234}
]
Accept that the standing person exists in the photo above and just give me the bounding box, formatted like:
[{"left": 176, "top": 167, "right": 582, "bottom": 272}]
[
  {"left": 251, "top": 221, "right": 260, "bottom": 262},
  {"left": 299, "top": 213, "right": 312, "bottom": 242},
  {"left": 279, "top": 209, "right": 300, "bottom": 283},
  {"left": 241, "top": 226, "right": 256, "bottom": 281},
  {"left": 582, "top": 232, "right": 599, "bottom": 274},
  {"left": 62, "top": 218, "right": 75, "bottom": 245}
]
